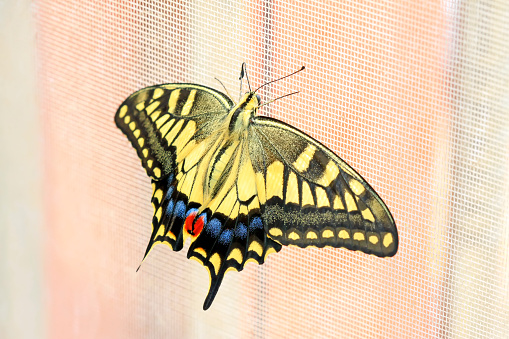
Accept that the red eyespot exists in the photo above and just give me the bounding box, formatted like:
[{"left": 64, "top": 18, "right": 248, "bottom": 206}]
[
  {"left": 184, "top": 212, "right": 197, "bottom": 235},
  {"left": 184, "top": 211, "right": 204, "bottom": 237},
  {"left": 193, "top": 215, "right": 205, "bottom": 237}
]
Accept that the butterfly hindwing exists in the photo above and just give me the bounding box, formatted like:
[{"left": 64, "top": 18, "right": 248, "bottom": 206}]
[
  {"left": 183, "top": 140, "right": 282, "bottom": 309},
  {"left": 250, "top": 116, "right": 398, "bottom": 257}
]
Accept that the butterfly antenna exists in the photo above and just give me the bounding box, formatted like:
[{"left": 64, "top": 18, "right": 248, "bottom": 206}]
[
  {"left": 258, "top": 91, "right": 300, "bottom": 109},
  {"left": 254, "top": 66, "right": 305, "bottom": 93},
  {"left": 239, "top": 62, "right": 252, "bottom": 95},
  {"left": 214, "top": 77, "right": 234, "bottom": 101}
]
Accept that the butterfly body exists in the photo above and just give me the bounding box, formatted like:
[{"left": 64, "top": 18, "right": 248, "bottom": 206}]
[{"left": 116, "top": 76, "right": 398, "bottom": 310}]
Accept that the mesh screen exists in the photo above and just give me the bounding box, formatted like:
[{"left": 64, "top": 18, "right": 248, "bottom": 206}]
[{"left": 37, "top": 1, "right": 509, "bottom": 338}]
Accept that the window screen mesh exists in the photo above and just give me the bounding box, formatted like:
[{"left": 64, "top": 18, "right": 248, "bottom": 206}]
[{"left": 37, "top": 1, "right": 509, "bottom": 338}]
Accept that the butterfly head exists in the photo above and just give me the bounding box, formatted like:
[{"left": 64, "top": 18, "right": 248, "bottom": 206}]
[
  {"left": 228, "top": 92, "right": 261, "bottom": 133},
  {"left": 239, "top": 92, "right": 261, "bottom": 111}
]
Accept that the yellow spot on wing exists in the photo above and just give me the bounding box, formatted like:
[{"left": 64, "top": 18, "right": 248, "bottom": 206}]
[
  {"left": 248, "top": 241, "right": 263, "bottom": 256},
  {"left": 301, "top": 181, "right": 314, "bottom": 207},
  {"left": 322, "top": 230, "right": 334, "bottom": 238},
  {"left": 344, "top": 191, "right": 358, "bottom": 212},
  {"left": 147, "top": 159, "right": 153, "bottom": 168},
  {"left": 118, "top": 105, "right": 128, "bottom": 118},
  {"left": 333, "top": 195, "right": 344, "bottom": 209},
  {"left": 383, "top": 233, "right": 393, "bottom": 248},
  {"left": 164, "top": 119, "right": 184, "bottom": 145},
  {"left": 245, "top": 258, "right": 261, "bottom": 265},
  {"left": 153, "top": 189, "right": 163, "bottom": 203},
  {"left": 285, "top": 172, "right": 299, "bottom": 204},
  {"left": 159, "top": 119, "right": 175, "bottom": 138},
  {"left": 288, "top": 232, "right": 300, "bottom": 240},
  {"left": 124, "top": 115, "right": 130, "bottom": 124},
  {"left": 264, "top": 247, "right": 278, "bottom": 260},
  {"left": 142, "top": 149, "right": 149, "bottom": 158},
  {"left": 167, "top": 89, "right": 180, "bottom": 114},
  {"left": 226, "top": 267, "right": 239, "bottom": 273},
  {"left": 293, "top": 144, "right": 316, "bottom": 172},
  {"left": 136, "top": 102, "right": 145, "bottom": 111},
  {"left": 153, "top": 167, "right": 161, "bottom": 178},
  {"left": 133, "top": 129, "right": 140, "bottom": 138},
  {"left": 306, "top": 231, "right": 318, "bottom": 239},
  {"left": 317, "top": 160, "right": 339, "bottom": 187},
  {"left": 338, "top": 230, "right": 350, "bottom": 239},
  {"left": 138, "top": 138, "right": 145, "bottom": 147},
  {"left": 155, "top": 225, "right": 165, "bottom": 237},
  {"left": 209, "top": 253, "right": 222, "bottom": 275},
  {"left": 145, "top": 100, "right": 159, "bottom": 115},
  {"left": 153, "top": 88, "right": 164, "bottom": 99},
  {"left": 369, "top": 235, "right": 379, "bottom": 244},
  {"left": 353, "top": 232, "right": 365, "bottom": 241},
  {"left": 266, "top": 161, "right": 284, "bottom": 200},
  {"left": 155, "top": 115, "right": 170, "bottom": 129},
  {"left": 349, "top": 178, "right": 366, "bottom": 195},
  {"left": 226, "top": 248, "right": 243, "bottom": 264},
  {"left": 247, "top": 196, "right": 260, "bottom": 213},
  {"left": 315, "top": 187, "right": 329, "bottom": 208},
  {"left": 166, "top": 231, "right": 176, "bottom": 240},
  {"left": 361, "top": 207, "right": 375, "bottom": 223},
  {"left": 239, "top": 205, "right": 248, "bottom": 216},
  {"left": 194, "top": 247, "right": 207, "bottom": 257},
  {"left": 180, "top": 89, "right": 197, "bottom": 116},
  {"left": 269, "top": 228, "right": 283, "bottom": 237},
  {"left": 129, "top": 121, "right": 136, "bottom": 130},
  {"left": 173, "top": 121, "right": 196, "bottom": 153},
  {"left": 150, "top": 110, "right": 161, "bottom": 121},
  {"left": 155, "top": 206, "right": 162, "bottom": 221}
]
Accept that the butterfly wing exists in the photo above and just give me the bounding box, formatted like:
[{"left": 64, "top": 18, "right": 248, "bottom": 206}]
[
  {"left": 116, "top": 84, "right": 282, "bottom": 310},
  {"left": 115, "top": 83, "right": 233, "bottom": 255},
  {"left": 249, "top": 116, "right": 398, "bottom": 257},
  {"left": 115, "top": 83, "right": 234, "bottom": 180},
  {"left": 176, "top": 135, "right": 282, "bottom": 310}
]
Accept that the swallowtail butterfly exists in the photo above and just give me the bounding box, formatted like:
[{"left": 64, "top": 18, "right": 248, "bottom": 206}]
[{"left": 115, "top": 65, "right": 398, "bottom": 310}]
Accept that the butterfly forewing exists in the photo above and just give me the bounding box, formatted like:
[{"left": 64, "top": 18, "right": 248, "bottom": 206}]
[{"left": 115, "top": 84, "right": 234, "bottom": 179}]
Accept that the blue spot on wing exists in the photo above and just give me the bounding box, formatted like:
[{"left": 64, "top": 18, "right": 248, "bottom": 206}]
[
  {"left": 186, "top": 208, "right": 198, "bottom": 217},
  {"left": 197, "top": 213, "right": 207, "bottom": 225},
  {"left": 165, "top": 186, "right": 174, "bottom": 201},
  {"left": 218, "top": 229, "right": 233, "bottom": 245},
  {"left": 174, "top": 201, "right": 186, "bottom": 219},
  {"left": 166, "top": 174, "right": 174, "bottom": 183},
  {"left": 166, "top": 200, "right": 174, "bottom": 214},
  {"left": 249, "top": 217, "right": 263, "bottom": 232},
  {"left": 234, "top": 222, "right": 247, "bottom": 239},
  {"left": 205, "top": 218, "right": 222, "bottom": 237}
]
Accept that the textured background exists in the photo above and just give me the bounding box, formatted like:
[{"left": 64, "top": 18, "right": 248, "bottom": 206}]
[
  {"left": 0, "top": 1, "right": 43, "bottom": 339},
  {"left": 2, "top": 0, "right": 509, "bottom": 338}
]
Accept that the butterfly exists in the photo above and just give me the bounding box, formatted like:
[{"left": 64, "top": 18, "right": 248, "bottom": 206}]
[{"left": 115, "top": 64, "right": 398, "bottom": 310}]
